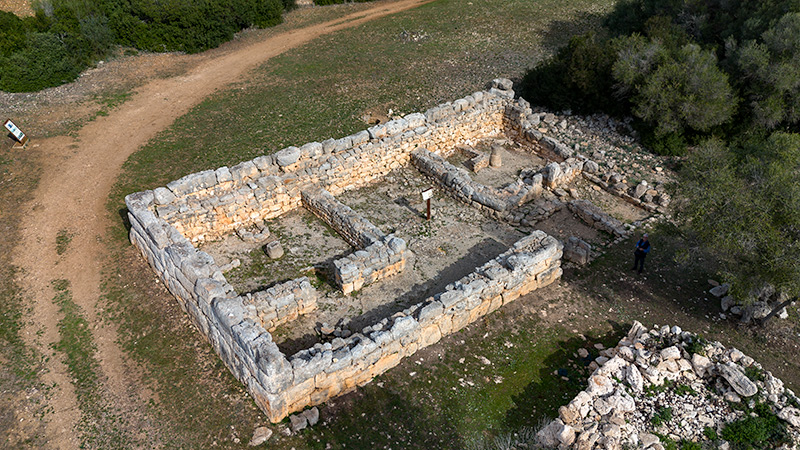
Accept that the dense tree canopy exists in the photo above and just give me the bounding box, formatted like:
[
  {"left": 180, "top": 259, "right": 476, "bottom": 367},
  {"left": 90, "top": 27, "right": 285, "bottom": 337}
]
[
  {"left": 521, "top": 0, "right": 800, "bottom": 147},
  {"left": 521, "top": 0, "right": 800, "bottom": 309},
  {"left": 0, "top": 0, "right": 292, "bottom": 92},
  {"left": 681, "top": 133, "right": 800, "bottom": 302}
]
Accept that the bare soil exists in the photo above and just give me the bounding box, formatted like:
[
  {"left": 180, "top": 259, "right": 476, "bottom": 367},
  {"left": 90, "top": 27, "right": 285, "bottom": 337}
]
[
  {"left": 4, "top": 0, "right": 435, "bottom": 447},
  {"left": 572, "top": 177, "right": 650, "bottom": 224},
  {"left": 0, "top": 0, "right": 32, "bottom": 16},
  {"left": 205, "top": 209, "right": 353, "bottom": 294},
  {"left": 448, "top": 137, "right": 547, "bottom": 190}
]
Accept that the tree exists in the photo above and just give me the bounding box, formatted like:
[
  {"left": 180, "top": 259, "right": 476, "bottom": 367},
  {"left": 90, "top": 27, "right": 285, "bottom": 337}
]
[
  {"left": 731, "top": 12, "right": 800, "bottom": 130},
  {"left": 614, "top": 40, "right": 737, "bottom": 136},
  {"left": 679, "top": 133, "right": 800, "bottom": 321},
  {"left": 519, "top": 32, "right": 620, "bottom": 115}
]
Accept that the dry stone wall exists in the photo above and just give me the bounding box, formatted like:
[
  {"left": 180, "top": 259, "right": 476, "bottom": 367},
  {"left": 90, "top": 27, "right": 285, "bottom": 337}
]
[
  {"left": 301, "top": 188, "right": 385, "bottom": 248},
  {"left": 332, "top": 236, "right": 408, "bottom": 295},
  {"left": 285, "top": 230, "right": 563, "bottom": 414},
  {"left": 411, "top": 148, "right": 537, "bottom": 215},
  {"left": 128, "top": 183, "right": 563, "bottom": 423},
  {"left": 301, "top": 187, "right": 410, "bottom": 295},
  {"left": 126, "top": 81, "right": 573, "bottom": 423},
  {"left": 125, "top": 75, "right": 677, "bottom": 425},
  {"left": 568, "top": 199, "right": 630, "bottom": 238},
  {"left": 126, "top": 190, "right": 293, "bottom": 422},
  {"left": 242, "top": 277, "right": 318, "bottom": 332},
  {"left": 150, "top": 89, "right": 509, "bottom": 244}
]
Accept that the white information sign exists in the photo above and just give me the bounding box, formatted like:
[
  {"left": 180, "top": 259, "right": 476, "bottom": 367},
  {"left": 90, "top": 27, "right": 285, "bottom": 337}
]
[
  {"left": 4, "top": 119, "right": 27, "bottom": 144},
  {"left": 421, "top": 188, "right": 434, "bottom": 201}
]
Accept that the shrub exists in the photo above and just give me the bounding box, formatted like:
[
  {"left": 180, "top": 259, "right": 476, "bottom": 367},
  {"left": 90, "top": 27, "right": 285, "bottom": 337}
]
[
  {"left": 0, "top": 32, "right": 84, "bottom": 92},
  {"left": 641, "top": 128, "right": 687, "bottom": 156},
  {"left": 0, "top": 11, "right": 27, "bottom": 56},
  {"left": 679, "top": 441, "right": 701, "bottom": 450},
  {"left": 0, "top": 0, "right": 293, "bottom": 92},
  {"left": 685, "top": 335, "right": 708, "bottom": 355},
  {"left": 520, "top": 32, "right": 622, "bottom": 115},
  {"left": 721, "top": 403, "right": 790, "bottom": 449},
  {"left": 651, "top": 406, "right": 673, "bottom": 427},
  {"left": 703, "top": 426, "right": 719, "bottom": 441}
]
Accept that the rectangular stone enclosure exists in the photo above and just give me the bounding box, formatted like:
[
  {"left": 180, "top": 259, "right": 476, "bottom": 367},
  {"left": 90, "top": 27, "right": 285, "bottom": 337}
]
[{"left": 123, "top": 80, "right": 616, "bottom": 422}]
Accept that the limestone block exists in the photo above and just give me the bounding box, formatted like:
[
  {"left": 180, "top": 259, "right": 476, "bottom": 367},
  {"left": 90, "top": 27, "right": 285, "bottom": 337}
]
[
  {"left": 417, "top": 301, "right": 444, "bottom": 323},
  {"left": 390, "top": 316, "right": 419, "bottom": 341},
  {"left": 153, "top": 187, "right": 176, "bottom": 205},
  {"left": 124, "top": 190, "right": 154, "bottom": 214},
  {"left": 300, "top": 142, "right": 323, "bottom": 160},
  {"left": 334, "top": 137, "right": 352, "bottom": 153},
  {"left": 252, "top": 155, "right": 274, "bottom": 172},
  {"left": 212, "top": 296, "right": 250, "bottom": 334},
  {"left": 271, "top": 146, "right": 300, "bottom": 167},
  {"left": 718, "top": 362, "right": 758, "bottom": 397},
  {"left": 368, "top": 351, "right": 403, "bottom": 378},
  {"left": 404, "top": 112, "right": 426, "bottom": 129}
]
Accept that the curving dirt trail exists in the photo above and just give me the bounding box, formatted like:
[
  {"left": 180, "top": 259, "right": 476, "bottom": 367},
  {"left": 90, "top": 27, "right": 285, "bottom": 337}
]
[{"left": 10, "top": 0, "right": 431, "bottom": 447}]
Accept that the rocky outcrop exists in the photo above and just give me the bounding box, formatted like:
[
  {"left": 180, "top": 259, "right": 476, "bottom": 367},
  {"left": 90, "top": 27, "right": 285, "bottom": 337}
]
[{"left": 539, "top": 322, "right": 800, "bottom": 449}]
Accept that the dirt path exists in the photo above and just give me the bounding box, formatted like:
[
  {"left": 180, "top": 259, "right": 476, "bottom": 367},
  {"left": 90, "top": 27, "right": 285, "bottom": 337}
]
[{"left": 10, "top": 0, "right": 431, "bottom": 447}]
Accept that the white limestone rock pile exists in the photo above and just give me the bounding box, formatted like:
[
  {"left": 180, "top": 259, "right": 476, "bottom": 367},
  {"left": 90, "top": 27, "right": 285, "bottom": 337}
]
[{"left": 537, "top": 321, "right": 800, "bottom": 449}]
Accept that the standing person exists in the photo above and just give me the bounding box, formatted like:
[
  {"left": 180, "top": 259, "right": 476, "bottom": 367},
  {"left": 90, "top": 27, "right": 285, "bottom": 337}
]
[{"left": 632, "top": 233, "right": 650, "bottom": 274}]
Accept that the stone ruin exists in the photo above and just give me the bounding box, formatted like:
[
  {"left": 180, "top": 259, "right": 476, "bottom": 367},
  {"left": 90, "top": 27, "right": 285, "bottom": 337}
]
[
  {"left": 125, "top": 79, "right": 661, "bottom": 422},
  {"left": 537, "top": 321, "right": 800, "bottom": 449}
]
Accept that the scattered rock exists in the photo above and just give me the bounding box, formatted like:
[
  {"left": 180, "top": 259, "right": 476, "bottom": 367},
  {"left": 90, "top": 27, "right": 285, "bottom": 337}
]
[
  {"left": 720, "top": 295, "right": 734, "bottom": 312},
  {"left": 717, "top": 363, "right": 758, "bottom": 397},
  {"left": 710, "top": 283, "right": 730, "bottom": 298},
  {"left": 301, "top": 407, "right": 320, "bottom": 427},
  {"left": 248, "top": 427, "right": 272, "bottom": 446},
  {"left": 289, "top": 413, "right": 308, "bottom": 432},
  {"left": 537, "top": 322, "right": 800, "bottom": 449},
  {"left": 265, "top": 241, "right": 284, "bottom": 259}
]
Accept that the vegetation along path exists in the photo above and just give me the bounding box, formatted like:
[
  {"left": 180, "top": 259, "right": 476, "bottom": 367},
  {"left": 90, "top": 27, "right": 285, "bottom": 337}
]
[{"left": 10, "top": 0, "right": 432, "bottom": 447}]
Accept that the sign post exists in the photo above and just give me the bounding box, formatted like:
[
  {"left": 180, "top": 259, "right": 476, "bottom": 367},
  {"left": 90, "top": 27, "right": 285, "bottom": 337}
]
[
  {"left": 4, "top": 119, "right": 28, "bottom": 148},
  {"left": 421, "top": 188, "right": 434, "bottom": 221}
]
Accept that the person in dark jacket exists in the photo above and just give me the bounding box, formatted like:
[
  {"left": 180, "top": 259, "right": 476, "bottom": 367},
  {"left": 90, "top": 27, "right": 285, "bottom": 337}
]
[{"left": 632, "top": 233, "right": 650, "bottom": 274}]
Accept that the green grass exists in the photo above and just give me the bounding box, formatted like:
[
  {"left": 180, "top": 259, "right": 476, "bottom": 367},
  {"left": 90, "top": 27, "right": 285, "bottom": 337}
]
[
  {"left": 94, "top": 91, "right": 133, "bottom": 118},
  {"left": 0, "top": 147, "right": 47, "bottom": 448},
  {"left": 55, "top": 228, "right": 73, "bottom": 256},
  {"left": 271, "top": 320, "right": 626, "bottom": 449},
  {"left": 50, "top": 279, "right": 135, "bottom": 449},
  {"left": 109, "top": 0, "right": 615, "bottom": 204},
  {"left": 651, "top": 406, "right": 673, "bottom": 427}
]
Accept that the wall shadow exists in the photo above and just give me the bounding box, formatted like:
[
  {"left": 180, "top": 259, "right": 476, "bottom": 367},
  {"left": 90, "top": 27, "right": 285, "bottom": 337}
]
[
  {"left": 502, "top": 324, "right": 628, "bottom": 432},
  {"left": 348, "top": 237, "right": 510, "bottom": 331}
]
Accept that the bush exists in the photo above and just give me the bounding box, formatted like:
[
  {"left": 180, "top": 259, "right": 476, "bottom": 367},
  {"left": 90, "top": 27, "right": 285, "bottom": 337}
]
[
  {"left": 0, "top": 0, "right": 293, "bottom": 92},
  {"left": 0, "top": 32, "right": 84, "bottom": 92},
  {"left": 721, "top": 403, "right": 790, "bottom": 449},
  {"left": 520, "top": 32, "right": 622, "bottom": 115},
  {"left": 703, "top": 426, "right": 719, "bottom": 441},
  {"left": 640, "top": 128, "right": 687, "bottom": 156},
  {"left": 0, "top": 11, "right": 27, "bottom": 57},
  {"left": 679, "top": 441, "right": 701, "bottom": 450},
  {"left": 651, "top": 406, "right": 673, "bottom": 426}
]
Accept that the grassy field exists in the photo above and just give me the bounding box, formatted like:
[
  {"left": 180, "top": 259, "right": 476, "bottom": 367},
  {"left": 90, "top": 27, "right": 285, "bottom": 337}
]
[
  {"left": 110, "top": 0, "right": 614, "bottom": 200},
  {"left": 100, "top": 0, "right": 800, "bottom": 449},
  {"left": 0, "top": 141, "right": 47, "bottom": 448}
]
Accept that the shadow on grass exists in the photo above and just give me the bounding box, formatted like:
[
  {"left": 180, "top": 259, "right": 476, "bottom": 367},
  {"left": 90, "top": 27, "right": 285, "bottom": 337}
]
[
  {"left": 537, "top": 11, "right": 612, "bottom": 55},
  {"left": 568, "top": 221, "right": 719, "bottom": 324},
  {"left": 296, "top": 385, "right": 465, "bottom": 450},
  {"left": 502, "top": 324, "right": 628, "bottom": 431}
]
